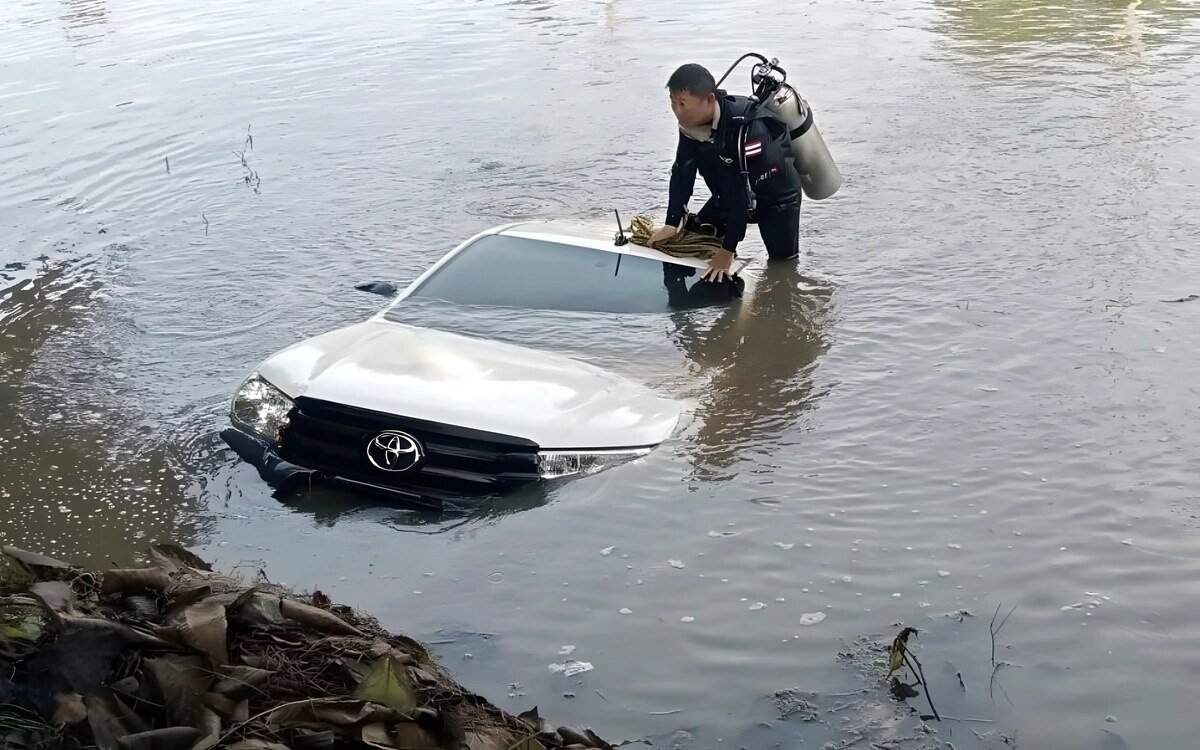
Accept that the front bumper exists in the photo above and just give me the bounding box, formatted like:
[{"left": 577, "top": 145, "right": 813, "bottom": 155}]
[{"left": 221, "top": 427, "right": 489, "bottom": 510}]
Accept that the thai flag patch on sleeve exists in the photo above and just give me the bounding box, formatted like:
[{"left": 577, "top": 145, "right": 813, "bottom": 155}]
[{"left": 744, "top": 140, "right": 763, "bottom": 158}]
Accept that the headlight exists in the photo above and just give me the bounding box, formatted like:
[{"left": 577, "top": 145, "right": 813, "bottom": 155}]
[
  {"left": 231, "top": 375, "right": 294, "bottom": 443},
  {"left": 536, "top": 448, "right": 652, "bottom": 479}
]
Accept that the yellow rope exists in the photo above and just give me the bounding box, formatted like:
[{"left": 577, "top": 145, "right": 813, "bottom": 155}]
[{"left": 626, "top": 214, "right": 725, "bottom": 260}]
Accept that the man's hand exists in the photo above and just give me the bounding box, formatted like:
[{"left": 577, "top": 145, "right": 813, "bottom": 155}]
[
  {"left": 702, "top": 249, "right": 736, "bottom": 283},
  {"left": 648, "top": 223, "right": 681, "bottom": 247}
]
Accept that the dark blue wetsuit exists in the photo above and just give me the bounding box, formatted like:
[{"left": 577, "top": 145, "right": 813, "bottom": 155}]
[{"left": 665, "top": 93, "right": 801, "bottom": 260}]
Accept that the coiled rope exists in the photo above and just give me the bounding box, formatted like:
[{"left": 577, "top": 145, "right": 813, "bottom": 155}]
[{"left": 625, "top": 214, "right": 725, "bottom": 260}]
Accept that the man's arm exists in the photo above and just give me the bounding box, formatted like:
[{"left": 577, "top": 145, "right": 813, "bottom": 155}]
[{"left": 665, "top": 135, "right": 698, "bottom": 227}]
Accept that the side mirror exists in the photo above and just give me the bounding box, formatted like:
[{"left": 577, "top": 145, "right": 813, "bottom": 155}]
[{"left": 354, "top": 281, "right": 398, "bottom": 297}]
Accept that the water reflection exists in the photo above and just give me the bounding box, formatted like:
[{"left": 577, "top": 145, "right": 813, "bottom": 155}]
[
  {"left": 668, "top": 265, "right": 833, "bottom": 476},
  {"left": 0, "top": 265, "right": 194, "bottom": 567},
  {"left": 61, "top": 0, "right": 106, "bottom": 28},
  {"left": 60, "top": 0, "right": 107, "bottom": 47},
  {"left": 932, "top": 0, "right": 1199, "bottom": 61},
  {"left": 271, "top": 477, "right": 552, "bottom": 534}
]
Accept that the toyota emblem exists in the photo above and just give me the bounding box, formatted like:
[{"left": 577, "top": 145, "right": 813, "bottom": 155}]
[{"left": 366, "top": 431, "right": 424, "bottom": 472}]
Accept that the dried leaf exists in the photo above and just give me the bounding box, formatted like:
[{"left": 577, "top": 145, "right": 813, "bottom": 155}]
[
  {"left": 353, "top": 654, "right": 415, "bottom": 712},
  {"left": 583, "top": 728, "right": 613, "bottom": 750},
  {"left": 465, "top": 727, "right": 519, "bottom": 750},
  {"left": 279, "top": 598, "right": 362, "bottom": 636},
  {"left": 149, "top": 544, "right": 212, "bottom": 572},
  {"left": 29, "top": 581, "right": 74, "bottom": 614},
  {"left": 115, "top": 727, "right": 202, "bottom": 750},
  {"left": 102, "top": 569, "right": 171, "bottom": 594},
  {"left": 517, "top": 706, "right": 547, "bottom": 735},
  {"left": 52, "top": 693, "right": 88, "bottom": 725},
  {"left": 890, "top": 677, "right": 920, "bottom": 700},
  {"left": 2, "top": 546, "right": 71, "bottom": 572},
  {"left": 230, "top": 699, "right": 249, "bottom": 724},
  {"left": 60, "top": 614, "right": 177, "bottom": 649},
  {"left": 143, "top": 655, "right": 220, "bottom": 748},
  {"left": 165, "top": 583, "right": 213, "bottom": 613},
  {"left": 411, "top": 667, "right": 439, "bottom": 686},
  {"left": 557, "top": 727, "right": 591, "bottom": 746},
  {"left": 87, "top": 690, "right": 138, "bottom": 750},
  {"left": 201, "top": 692, "right": 240, "bottom": 720},
  {"left": 361, "top": 723, "right": 393, "bottom": 748},
  {"left": 231, "top": 593, "right": 285, "bottom": 628},
  {"left": 361, "top": 721, "right": 443, "bottom": 750},
  {"left": 109, "top": 677, "right": 140, "bottom": 697},
  {"left": 267, "top": 698, "right": 404, "bottom": 727},
  {"left": 212, "top": 666, "right": 270, "bottom": 700},
  {"left": 170, "top": 599, "right": 227, "bottom": 666},
  {"left": 388, "top": 722, "right": 443, "bottom": 750}
]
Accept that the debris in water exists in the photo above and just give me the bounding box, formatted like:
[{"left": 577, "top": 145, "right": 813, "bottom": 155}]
[
  {"left": 799, "top": 612, "right": 826, "bottom": 626},
  {"left": 938, "top": 570, "right": 951, "bottom": 577},
  {"left": 619, "top": 608, "right": 633, "bottom": 615},
  {"left": 774, "top": 542, "right": 795, "bottom": 551},
  {"left": 749, "top": 602, "right": 766, "bottom": 611},
  {"left": 668, "top": 560, "right": 685, "bottom": 569},
  {"left": 549, "top": 660, "right": 594, "bottom": 677},
  {"left": 979, "top": 386, "right": 999, "bottom": 393},
  {"left": 600, "top": 546, "right": 616, "bottom": 557},
  {"left": 354, "top": 280, "right": 398, "bottom": 297},
  {"left": 680, "top": 616, "right": 695, "bottom": 623}
]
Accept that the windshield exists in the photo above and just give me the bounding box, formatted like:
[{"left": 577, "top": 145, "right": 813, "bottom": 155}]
[{"left": 401, "top": 233, "right": 741, "bottom": 314}]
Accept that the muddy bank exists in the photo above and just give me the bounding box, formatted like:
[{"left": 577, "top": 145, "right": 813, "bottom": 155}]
[
  {"left": 0, "top": 544, "right": 619, "bottom": 750},
  {"left": 0, "top": 541, "right": 1047, "bottom": 750}
]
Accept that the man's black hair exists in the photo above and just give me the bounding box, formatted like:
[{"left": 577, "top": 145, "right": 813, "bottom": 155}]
[{"left": 666, "top": 63, "right": 717, "bottom": 98}]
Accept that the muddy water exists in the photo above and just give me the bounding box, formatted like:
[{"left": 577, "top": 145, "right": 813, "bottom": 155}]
[{"left": 2, "top": 0, "right": 1199, "bottom": 747}]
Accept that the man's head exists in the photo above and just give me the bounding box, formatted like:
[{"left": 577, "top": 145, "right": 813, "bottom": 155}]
[{"left": 667, "top": 63, "right": 718, "bottom": 128}]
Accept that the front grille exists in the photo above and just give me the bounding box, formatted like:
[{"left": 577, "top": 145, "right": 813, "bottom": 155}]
[{"left": 278, "top": 397, "right": 541, "bottom": 500}]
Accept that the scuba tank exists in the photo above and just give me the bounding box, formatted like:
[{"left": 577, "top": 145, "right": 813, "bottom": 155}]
[
  {"left": 763, "top": 84, "right": 841, "bottom": 200},
  {"left": 718, "top": 54, "right": 842, "bottom": 201}
]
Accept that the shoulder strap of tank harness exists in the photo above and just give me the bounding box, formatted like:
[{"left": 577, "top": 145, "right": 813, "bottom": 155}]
[
  {"left": 735, "top": 120, "right": 756, "bottom": 218},
  {"left": 730, "top": 99, "right": 786, "bottom": 219}
]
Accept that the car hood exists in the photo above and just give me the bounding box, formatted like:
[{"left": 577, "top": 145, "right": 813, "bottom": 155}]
[{"left": 256, "top": 319, "right": 680, "bottom": 449}]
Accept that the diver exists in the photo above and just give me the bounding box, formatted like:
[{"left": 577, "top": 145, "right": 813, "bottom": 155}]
[{"left": 649, "top": 63, "right": 804, "bottom": 283}]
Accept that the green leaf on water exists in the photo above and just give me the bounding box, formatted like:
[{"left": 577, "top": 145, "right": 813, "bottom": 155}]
[
  {"left": 352, "top": 654, "right": 415, "bottom": 711},
  {"left": 887, "top": 645, "right": 904, "bottom": 676}
]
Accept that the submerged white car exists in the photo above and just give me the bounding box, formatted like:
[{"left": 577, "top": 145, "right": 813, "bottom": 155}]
[{"left": 222, "top": 220, "right": 744, "bottom": 507}]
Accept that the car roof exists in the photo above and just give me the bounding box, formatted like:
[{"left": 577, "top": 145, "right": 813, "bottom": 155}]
[{"left": 497, "top": 220, "right": 711, "bottom": 270}]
